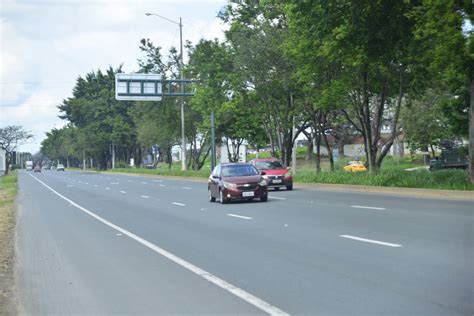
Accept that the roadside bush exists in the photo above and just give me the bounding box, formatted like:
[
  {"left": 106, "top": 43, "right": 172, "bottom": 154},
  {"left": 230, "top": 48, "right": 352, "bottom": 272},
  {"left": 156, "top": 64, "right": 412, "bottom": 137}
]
[
  {"left": 294, "top": 168, "right": 474, "bottom": 190},
  {"left": 115, "top": 161, "right": 129, "bottom": 169}
]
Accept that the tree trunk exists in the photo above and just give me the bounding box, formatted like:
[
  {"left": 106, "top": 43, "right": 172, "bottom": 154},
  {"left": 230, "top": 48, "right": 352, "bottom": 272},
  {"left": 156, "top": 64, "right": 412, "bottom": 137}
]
[
  {"left": 322, "top": 132, "right": 334, "bottom": 171},
  {"left": 337, "top": 136, "right": 345, "bottom": 158},
  {"left": 303, "top": 130, "right": 313, "bottom": 160},
  {"left": 315, "top": 132, "right": 322, "bottom": 173},
  {"left": 430, "top": 144, "right": 436, "bottom": 158},
  {"left": 4, "top": 152, "right": 10, "bottom": 175}
]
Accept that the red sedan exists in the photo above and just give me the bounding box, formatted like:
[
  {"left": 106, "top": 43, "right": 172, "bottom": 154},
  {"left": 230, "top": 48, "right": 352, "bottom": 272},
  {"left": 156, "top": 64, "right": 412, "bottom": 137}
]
[
  {"left": 208, "top": 163, "right": 268, "bottom": 204},
  {"left": 249, "top": 158, "right": 293, "bottom": 190}
]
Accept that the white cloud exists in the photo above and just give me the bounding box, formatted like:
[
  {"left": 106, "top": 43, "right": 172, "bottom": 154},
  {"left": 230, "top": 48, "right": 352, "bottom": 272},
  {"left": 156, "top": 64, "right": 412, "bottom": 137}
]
[
  {"left": 2, "top": 89, "right": 66, "bottom": 153},
  {"left": 0, "top": 18, "right": 36, "bottom": 104},
  {"left": 1, "top": 0, "right": 228, "bottom": 153}
]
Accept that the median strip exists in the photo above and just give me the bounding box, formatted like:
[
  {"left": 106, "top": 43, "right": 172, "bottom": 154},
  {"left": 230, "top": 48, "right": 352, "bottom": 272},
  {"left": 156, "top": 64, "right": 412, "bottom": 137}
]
[{"left": 340, "top": 235, "right": 402, "bottom": 247}]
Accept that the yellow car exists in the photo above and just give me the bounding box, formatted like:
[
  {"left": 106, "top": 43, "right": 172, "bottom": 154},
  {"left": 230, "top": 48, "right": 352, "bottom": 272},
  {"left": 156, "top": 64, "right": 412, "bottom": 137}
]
[{"left": 343, "top": 161, "right": 367, "bottom": 172}]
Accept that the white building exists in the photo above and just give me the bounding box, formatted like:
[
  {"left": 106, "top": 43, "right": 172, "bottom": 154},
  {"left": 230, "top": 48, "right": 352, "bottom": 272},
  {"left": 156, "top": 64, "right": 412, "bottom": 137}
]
[{"left": 0, "top": 148, "right": 6, "bottom": 174}]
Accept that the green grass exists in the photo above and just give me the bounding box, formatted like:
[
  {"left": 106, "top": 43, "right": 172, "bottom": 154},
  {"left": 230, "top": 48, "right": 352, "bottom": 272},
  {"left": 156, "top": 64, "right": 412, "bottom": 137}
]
[
  {"left": 109, "top": 162, "right": 211, "bottom": 178},
  {"left": 294, "top": 169, "right": 474, "bottom": 190},
  {"left": 0, "top": 171, "right": 17, "bottom": 207},
  {"left": 0, "top": 171, "right": 18, "bottom": 315}
]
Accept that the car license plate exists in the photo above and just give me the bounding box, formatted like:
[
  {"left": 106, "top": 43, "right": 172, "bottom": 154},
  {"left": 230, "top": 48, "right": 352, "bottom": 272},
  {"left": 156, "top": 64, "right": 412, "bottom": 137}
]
[
  {"left": 272, "top": 179, "right": 282, "bottom": 184},
  {"left": 242, "top": 191, "right": 254, "bottom": 197}
]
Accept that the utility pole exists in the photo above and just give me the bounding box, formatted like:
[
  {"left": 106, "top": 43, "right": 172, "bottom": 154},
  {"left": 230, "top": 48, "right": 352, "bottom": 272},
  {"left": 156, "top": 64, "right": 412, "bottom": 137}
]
[
  {"left": 291, "top": 94, "right": 297, "bottom": 176},
  {"left": 112, "top": 142, "right": 115, "bottom": 169},
  {"left": 179, "top": 17, "right": 187, "bottom": 171},
  {"left": 145, "top": 13, "right": 187, "bottom": 171},
  {"left": 211, "top": 104, "right": 216, "bottom": 170}
]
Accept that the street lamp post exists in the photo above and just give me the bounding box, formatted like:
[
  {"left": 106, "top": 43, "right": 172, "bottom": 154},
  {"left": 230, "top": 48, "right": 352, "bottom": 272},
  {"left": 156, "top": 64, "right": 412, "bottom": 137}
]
[{"left": 145, "top": 12, "right": 187, "bottom": 171}]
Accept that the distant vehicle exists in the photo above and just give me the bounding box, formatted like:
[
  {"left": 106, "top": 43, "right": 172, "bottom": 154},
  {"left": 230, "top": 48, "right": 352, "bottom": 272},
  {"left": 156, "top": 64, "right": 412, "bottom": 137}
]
[
  {"left": 249, "top": 158, "right": 293, "bottom": 190},
  {"left": 343, "top": 160, "right": 367, "bottom": 172},
  {"left": 34, "top": 165, "right": 41, "bottom": 173},
  {"left": 57, "top": 164, "right": 65, "bottom": 171},
  {"left": 208, "top": 163, "right": 268, "bottom": 204},
  {"left": 43, "top": 164, "right": 51, "bottom": 170},
  {"left": 25, "top": 161, "right": 33, "bottom": 171},
  {"left": 429, "top": 142, "right": 468, "bottom": 171}
]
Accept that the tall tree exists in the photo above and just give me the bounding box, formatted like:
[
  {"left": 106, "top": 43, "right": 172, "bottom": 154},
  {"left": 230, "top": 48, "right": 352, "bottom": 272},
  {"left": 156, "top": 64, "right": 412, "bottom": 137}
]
[
  {"left": 410, "top": 0, "right": 472, "bottom": 181},
  {"left": 221, "top": 2, "right": 302, "bottom": 166},
  {"left": 58, "top": 67, "right": 137, "bottom": 169},
  {"left": 284, "top": 0, "right": 417, "bottom": 173},
  {"left": 0, "top": 126, "right": 33, "bottom": 175}
]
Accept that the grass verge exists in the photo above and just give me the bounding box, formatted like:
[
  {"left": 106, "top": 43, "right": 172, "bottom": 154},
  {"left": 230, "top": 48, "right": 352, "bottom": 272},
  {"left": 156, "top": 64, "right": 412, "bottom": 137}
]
[
  {"left": 294, "top": 169, "right": 474, "bottom": 190},
  {"left": 0, "top": 171, "right": 18, "bottom": 315}
]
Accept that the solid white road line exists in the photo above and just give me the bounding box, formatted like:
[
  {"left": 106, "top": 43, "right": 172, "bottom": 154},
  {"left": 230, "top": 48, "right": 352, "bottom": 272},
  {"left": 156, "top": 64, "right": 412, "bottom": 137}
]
[
  {"left": 27, "top": 173, "right": 288, "bottom": 316},
  {"left": 227, "top": 214, "right": 253, "bottom": 220},
  {"left": 269, "top": 196, "right": 286, "bottom": 200},
  {"left": 340, "top": 235, "right": 402, "bottom": 248},
  {"left": 172, "top": 202, "right": 186, "bottom": 207},
  {"left": 351, "top": 205, "right": 386, "bottom": 210},
  {"left": 141, "top": 195, "right": 150, "bottom": 199}
]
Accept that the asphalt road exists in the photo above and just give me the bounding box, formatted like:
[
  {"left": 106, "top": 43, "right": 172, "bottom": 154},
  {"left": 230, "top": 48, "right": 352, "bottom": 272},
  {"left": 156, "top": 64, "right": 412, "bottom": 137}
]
[{"left": 16, "top": 170, "right": 474, "bottom": 315}]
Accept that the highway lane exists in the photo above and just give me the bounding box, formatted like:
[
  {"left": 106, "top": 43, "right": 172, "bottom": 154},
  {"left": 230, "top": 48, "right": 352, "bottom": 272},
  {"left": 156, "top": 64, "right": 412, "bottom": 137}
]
[{"left": 16, "top": 170, "right": 474, "bottom": 315}]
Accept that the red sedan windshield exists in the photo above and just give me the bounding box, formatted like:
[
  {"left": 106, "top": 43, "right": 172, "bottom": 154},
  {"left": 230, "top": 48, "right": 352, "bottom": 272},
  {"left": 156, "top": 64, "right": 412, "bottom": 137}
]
[
  {"left": 222, "top": 165, "right": 259, "bottom": 177},
  {"left": 255, "top": 161, "right": 284, "bottom": 170}
]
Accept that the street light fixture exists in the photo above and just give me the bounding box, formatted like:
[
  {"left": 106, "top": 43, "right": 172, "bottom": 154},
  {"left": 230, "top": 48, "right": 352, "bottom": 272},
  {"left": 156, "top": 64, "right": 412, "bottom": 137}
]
[{"left": 145, "top": 12, "right": 187, "bottom": 171}]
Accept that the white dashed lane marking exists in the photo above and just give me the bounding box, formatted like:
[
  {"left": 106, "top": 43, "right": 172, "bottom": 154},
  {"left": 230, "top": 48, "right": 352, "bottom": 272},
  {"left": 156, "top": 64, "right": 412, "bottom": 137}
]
[
  {"left": 269, "top": 196, "right": 286, "bottom": 200},
  {"left": 340, "top": 235, "right": 402, "bottom": 248},
  {"left": 28, "top": 173, "right": 289, "bottom": 316},
  {"left": 120, "top": 191, "right": 127, "bottom": 194},
  {"left": 351, "top": 205, "right": 386, "bottom": 210},
  {"left": 172, "top": 202, "right": 186, "bottom": 207},
  {"left": 182, "top": 187, "right": 191, "bottom": 190},
  {"left": 227, "top": 214, "right": 253, "bottom": 220},
  {"left": 140, "top": 195, "right": 150, "bottom": 199}
]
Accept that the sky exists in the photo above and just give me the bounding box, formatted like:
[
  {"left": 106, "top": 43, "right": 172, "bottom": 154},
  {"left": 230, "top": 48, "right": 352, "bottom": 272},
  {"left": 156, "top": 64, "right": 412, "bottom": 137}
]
[{"left": 0, "top": 0, "right": 229, "bottom": 153}]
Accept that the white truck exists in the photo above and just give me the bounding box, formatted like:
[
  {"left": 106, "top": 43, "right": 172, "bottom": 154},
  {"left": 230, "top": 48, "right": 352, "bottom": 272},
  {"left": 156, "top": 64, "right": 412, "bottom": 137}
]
[{"left": 25, "top": 160, "right": 33, "bottom": 171}]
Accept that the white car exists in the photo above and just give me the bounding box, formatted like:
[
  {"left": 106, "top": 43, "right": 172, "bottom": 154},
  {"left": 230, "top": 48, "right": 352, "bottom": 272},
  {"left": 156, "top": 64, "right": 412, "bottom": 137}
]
[{"left": 57, "top": 164, "right": 65, "bottom": 171}]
